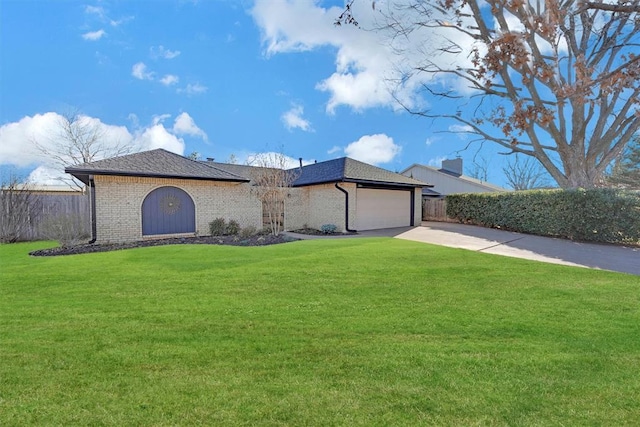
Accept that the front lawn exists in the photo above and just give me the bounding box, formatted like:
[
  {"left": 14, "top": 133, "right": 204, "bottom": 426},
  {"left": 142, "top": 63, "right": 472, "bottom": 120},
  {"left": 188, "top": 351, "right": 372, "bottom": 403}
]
[{"left": 1, "top": 239, "right": 639, "bottom": 425}]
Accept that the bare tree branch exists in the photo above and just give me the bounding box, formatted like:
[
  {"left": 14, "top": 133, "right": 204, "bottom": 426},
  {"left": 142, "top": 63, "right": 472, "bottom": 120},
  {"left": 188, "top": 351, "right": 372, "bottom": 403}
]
[
  {"left": 338, "top": 0, "right": 640, "bottom": 188},
  {"left": 248, "top": 152, "right": 299, "bottom": 236},
  {"left": 32, "top": 110, "right": 132, "bottom": 191}
]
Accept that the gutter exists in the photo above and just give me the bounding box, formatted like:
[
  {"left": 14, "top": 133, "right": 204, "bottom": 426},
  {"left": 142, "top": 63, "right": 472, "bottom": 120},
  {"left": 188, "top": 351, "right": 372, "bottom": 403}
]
[{"left": 334, "top": 183, "right": 357, "bottom": 233}]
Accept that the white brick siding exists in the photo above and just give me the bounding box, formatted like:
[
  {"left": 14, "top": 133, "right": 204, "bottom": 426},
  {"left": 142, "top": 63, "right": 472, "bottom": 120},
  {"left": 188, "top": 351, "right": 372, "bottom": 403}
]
[
  {"left": 94, "top": 176, "right": 262, "bottom": 243},
  {"left": 94, "top": 176, "right": 417, "bottom": 242}
]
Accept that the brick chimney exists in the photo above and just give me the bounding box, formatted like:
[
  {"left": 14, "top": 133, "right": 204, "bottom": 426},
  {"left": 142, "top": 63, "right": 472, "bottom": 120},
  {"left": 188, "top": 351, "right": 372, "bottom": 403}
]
[{"left": 441, "top": 158, "right": 463, "bottom": 176}]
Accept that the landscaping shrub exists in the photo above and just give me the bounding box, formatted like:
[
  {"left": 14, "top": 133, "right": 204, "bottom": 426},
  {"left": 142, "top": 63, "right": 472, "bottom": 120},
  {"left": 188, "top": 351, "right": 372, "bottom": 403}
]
[
  {"left": 320, "top": 224, "right": 338, "bottom": 234},
  {"left": 240, "top": 225, "right": 257, "bottom": 238},
  {"left": 446, "top": 189, "right": 640, "bottom": 245},
  {"left": 40, "top": 214, "right": 90, "bottom": 247},
  {"left": 226, "top": 220, "right": 241, "bottom": 236},
  {"left": 209, "top": 218, "right": 227, "bottom": 236}
]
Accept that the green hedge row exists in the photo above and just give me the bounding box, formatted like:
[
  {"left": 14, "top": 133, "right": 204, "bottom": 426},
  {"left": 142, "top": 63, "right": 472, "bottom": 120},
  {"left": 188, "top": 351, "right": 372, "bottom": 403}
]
[{"left": 446, "top": 189, "right": 640, "bottom": 245}]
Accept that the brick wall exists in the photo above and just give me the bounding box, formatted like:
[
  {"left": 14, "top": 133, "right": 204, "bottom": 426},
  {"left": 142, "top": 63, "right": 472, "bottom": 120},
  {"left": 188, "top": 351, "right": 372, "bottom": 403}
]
[
  {"left": 94, "top": 176, "right": 418, "bottom": 242},
  {"left": 307, "top": 183, "right": 355, "bottom": 232},
  {"left": 94, "top": 176, "right": 262, "bottom": 243}
]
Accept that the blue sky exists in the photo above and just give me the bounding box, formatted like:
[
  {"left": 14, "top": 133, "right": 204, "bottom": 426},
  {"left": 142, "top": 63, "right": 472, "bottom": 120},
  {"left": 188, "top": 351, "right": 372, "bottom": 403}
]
[{"left": 1, "top": 0, "right": 511, "bottom": 187}]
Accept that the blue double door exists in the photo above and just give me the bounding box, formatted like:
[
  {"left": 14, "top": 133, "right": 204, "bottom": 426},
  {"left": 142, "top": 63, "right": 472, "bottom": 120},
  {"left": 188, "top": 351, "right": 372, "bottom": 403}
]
[{"left": 142, "top": 186, "right": 195, "bottom": 236}]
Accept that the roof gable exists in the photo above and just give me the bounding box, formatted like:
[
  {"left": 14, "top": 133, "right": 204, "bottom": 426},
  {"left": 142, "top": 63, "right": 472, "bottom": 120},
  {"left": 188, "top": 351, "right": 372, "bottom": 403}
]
[
  {"left": 65, "top": 149, "right": 249, "bottom": 184},
  {"left": 401, "top": 163, "right": 506, "bottom": 191},
  {"left": 293, "top": 157, "right": 427, "bottom": 187}
]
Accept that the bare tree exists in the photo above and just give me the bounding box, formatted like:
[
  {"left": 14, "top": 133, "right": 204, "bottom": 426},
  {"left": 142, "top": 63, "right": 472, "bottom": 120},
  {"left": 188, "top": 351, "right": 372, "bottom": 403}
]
[
  {"left": 33, "top": 111, "right": 131, "bottom": 190},
  {"left": 466, "top": 156, "right": 491, "bottom": 182},
  {"left": 226, "top": 154, "right": 238, "bottom": 164},
  {"left": 338, "top": 1, "right": 640, "bottom": 189},
  {"left": 248, "top": 152, "right": 298, "bottom": 236},
  {"left": 0, "top": 172, "right": 41, "bottom": 243},
  {"left": 503, "top": 154, "right": 552, "bottom": 190}
]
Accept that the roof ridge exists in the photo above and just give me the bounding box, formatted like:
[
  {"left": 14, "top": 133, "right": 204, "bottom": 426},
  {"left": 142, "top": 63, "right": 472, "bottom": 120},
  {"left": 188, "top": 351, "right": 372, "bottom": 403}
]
[{"left": 199, "top": 160, "right": 250, "bottom": 180}]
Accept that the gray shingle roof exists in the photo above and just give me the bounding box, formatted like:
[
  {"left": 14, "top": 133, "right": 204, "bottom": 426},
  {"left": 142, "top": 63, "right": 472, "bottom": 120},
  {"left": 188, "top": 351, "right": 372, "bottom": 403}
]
[
  {"left": 292, "top": 157, "right": 427, "bottom": 187},
  {"left": 65, "top": 149, "right": 249, "bottom": 184},
  {"left": 65, "top": 149, "right": 427, "bottom": 188}
]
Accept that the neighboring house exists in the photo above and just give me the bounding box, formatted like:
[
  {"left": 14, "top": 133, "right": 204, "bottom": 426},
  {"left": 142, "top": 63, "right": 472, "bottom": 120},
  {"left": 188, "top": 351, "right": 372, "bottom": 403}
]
[
  {"left": 401, "top": 158, "right": 506, "bottom": 199},
  {"left": 65, "top": 149, "right": 426, "bottom": 243}
]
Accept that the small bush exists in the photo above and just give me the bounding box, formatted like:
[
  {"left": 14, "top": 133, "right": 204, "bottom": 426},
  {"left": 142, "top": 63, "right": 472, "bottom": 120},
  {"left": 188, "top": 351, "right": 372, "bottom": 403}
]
[
  {"left": 41, "top": 214, "right": 90, "bottom": 248},
  {"left": 253, "top": 227, "right": 269, "bottom": 236},
  {"left": 320, "top": 224, "right": 338, "bottom": 234},
  {"left": 227, "top": 220, "right": 241, "bottom": 236},
  {"left": 240, "top": 225, "right": 257, "bottom": 238},
  {"left": 209, "top": 218, "right": 227, "bottom": 236}
]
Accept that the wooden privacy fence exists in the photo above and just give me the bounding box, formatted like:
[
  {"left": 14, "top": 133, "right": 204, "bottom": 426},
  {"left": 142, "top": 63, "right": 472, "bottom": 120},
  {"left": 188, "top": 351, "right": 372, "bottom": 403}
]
[
  {"left": 422, "top": 198, "right": 455, "bottom": 222},
  {"left": 0, "top": 191, "right": 90, "bottom": 241}
]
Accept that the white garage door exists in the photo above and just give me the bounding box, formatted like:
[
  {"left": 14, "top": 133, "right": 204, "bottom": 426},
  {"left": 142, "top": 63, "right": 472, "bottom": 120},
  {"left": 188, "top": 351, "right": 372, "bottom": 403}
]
[{"left": 356, "top": 188, "right": 411, "bottom": 230}]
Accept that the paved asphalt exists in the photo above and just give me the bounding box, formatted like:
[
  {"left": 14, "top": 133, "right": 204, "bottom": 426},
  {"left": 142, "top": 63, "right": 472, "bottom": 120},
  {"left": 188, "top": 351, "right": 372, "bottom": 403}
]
[{"left": 287, "top": 222, "right": 639, "bottom": 276}]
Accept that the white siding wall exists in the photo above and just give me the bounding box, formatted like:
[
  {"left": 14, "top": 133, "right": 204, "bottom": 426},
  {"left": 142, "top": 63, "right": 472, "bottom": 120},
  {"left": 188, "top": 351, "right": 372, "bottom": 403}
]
[{"left": 403, "top": 166, "right": 504, "bottom": 195}]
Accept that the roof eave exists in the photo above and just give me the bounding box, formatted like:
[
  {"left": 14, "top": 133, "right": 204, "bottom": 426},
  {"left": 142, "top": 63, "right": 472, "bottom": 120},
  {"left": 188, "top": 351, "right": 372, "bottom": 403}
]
[
  {"left": 64, "top": 169, "right": 249, "bottom": 183},
  {"left": 293, "top": 177, "right": 427, "bottom": 188}
]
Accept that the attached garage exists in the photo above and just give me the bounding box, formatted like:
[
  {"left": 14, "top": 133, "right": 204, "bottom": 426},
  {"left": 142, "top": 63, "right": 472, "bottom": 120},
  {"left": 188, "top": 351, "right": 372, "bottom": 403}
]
[{"left": 355, "top": 187, "right": 413, "bottom": 230}]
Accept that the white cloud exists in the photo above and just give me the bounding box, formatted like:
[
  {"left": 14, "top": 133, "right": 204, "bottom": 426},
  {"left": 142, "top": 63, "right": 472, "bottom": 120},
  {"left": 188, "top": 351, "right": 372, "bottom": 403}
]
[
  {"left": 0, "top": 112, "right": 60, "bottom": 167},
  {"left": 132, "top": 62, "right": 154, "bottom": 80},
  {"left": 327, "top": 145, "right": 341, "bottom": 155},
  {"left": 317, "top": 70, "right": 395, "bottom": 114},
  {"left": 344, "top": 134, "right": 401, "bottom": 165},
  {"left": 150, "top": 45, "right": 181, "bottom": 60},
  {"left": 84, "top": 5, "right": 105, "bottom": 17},
  {"left": 132, "top": 64, "right": 182, "bottom": 89},
  {"left": 127, "top": 113, "right": 140, "bottom": 128},
  {"left": 109, "top": 16, "right": 134, "bottom": 27},
  {"left": 84, "top": 5, "right": 132, "bottom": 28},
  {"left": 0, "top": 112, "right": 192, "bottom": 184},
  {"left": 245, "top": 152, "right": 310, "bottom": 169},
  {"left": 160, "top": 74, "right": 179, "bottom": 86},
  {"left": 0, "top": 112, "right": 133, "bottom": 182},
  {"left": 152, "top": 114, "right": 171, "bottom": 125},
  {"left": 27, "top": 165, "right": 68, "bottom": 186},
  {"left": 425, "top": 136, "right": 440, "bottom": 146},
  {"left": 448, "top": 124, "right": 474, "bottom": 139},
  {"left": 177, "top": 83, "right": 208, "bottom": 96},
  {"left": 82, "top": 29, "right": 106, "bottom": 41},
  {"left": 172, "top": 112, "right": 208, "bottom": 141},
  {"left": 251, "top": 0, "right": 481, "bottom": 113},
  {"left": 281, "top": 104, "right": 312, "bottom": 132},
  {"left": 428, "top": 156, "right": 448, "bottom": 168},
  {"left": 134, "top": 125, "right": 185, "bottom": 154}
]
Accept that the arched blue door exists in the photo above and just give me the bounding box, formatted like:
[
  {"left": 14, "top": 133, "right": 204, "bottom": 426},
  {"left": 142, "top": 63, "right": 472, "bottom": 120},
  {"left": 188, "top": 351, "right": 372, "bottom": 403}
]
[{"left": 142, "top": 186, "right": 195, "bottom": 236}]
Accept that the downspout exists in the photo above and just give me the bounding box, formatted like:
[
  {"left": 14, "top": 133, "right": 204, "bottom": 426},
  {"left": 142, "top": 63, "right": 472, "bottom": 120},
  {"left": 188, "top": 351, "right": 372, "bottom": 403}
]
[
  {"left": 334, "top": 183, "right": 357, "bottom": 233},
  {"left": 88, "top": 177, "right": 97, "bottom": 244}
]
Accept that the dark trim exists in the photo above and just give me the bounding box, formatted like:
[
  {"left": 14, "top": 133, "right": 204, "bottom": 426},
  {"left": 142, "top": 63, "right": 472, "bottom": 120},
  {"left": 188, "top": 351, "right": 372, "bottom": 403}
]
[
  {"left": 355, "top": 182, "right": 418, "bottom": 191},
  {"left": 334, "top": 183, "right": 357, "bottom": 233},
  {"left": 64, "top": 169, "right": 249, "bottom": 183},
  {"left": 294, "top": 178, "right": 423, "bottom": 188},
  {"left": 89, "top": 178, "right": 97, "bottom": 244}
]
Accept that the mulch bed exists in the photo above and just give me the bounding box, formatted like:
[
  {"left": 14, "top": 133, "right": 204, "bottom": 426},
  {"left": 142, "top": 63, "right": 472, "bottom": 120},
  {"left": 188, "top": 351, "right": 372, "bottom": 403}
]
[
  {"left": 289, "top": 228, "right": 357, "bottom": 236},
  {"left": 29, "top": 234, "right": 299, "bottom": 257}
]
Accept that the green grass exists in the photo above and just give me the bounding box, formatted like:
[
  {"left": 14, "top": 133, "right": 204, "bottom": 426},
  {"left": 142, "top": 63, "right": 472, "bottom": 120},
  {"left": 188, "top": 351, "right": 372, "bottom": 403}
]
[{"left": 1, "top": 239, "right": 639, "bottom": 426}]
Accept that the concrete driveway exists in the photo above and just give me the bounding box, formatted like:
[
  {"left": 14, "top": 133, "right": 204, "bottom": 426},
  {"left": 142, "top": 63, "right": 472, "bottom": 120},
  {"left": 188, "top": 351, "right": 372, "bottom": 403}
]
[
  {"left": 285, "top": 223, "right": 639, "bottom": 275},
  {"left": 392, "top": 222, "right": 639, "bottom": 276}
]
